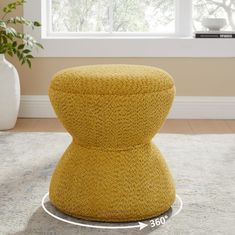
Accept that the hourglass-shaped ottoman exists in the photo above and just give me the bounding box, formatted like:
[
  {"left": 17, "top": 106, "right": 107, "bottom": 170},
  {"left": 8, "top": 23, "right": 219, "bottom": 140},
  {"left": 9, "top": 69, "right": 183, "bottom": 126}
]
[{"left": 49, "top": 64, "right": 176, "bottom": 222}]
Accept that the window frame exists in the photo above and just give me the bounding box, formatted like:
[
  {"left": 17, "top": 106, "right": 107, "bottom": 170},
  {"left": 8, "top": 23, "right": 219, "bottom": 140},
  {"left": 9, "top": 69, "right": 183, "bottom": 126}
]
[{"left": 24, "top": 0, "right": 235, "bottom": 57}]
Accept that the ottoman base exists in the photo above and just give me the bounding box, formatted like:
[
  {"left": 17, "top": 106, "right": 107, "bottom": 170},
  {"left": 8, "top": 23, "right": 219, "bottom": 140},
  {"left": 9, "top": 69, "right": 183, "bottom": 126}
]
[{"left": 49, "top": 142, "right": 175, "bottom": 222}]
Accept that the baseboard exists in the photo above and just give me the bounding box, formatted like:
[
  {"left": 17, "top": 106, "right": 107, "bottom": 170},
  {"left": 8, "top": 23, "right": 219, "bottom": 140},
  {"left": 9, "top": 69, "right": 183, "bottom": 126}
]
[
  {"left": 19, "top": 95, "right": 235, "bottom": 119},
  {"left": 168, "top": 96, "right": 235, "bottom": 119},
  {"left": 19, "top": 96, "right": 56, "bottom": 118}
]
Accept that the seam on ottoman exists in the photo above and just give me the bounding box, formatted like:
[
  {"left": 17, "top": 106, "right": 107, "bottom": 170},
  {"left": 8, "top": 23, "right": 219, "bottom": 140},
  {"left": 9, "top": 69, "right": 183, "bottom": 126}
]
[
  {"left": 49, "top": 86, "right": 175, "bottom": 96},
  {"left": 72, "top": 141, "right": 152, "bottom": 152}
]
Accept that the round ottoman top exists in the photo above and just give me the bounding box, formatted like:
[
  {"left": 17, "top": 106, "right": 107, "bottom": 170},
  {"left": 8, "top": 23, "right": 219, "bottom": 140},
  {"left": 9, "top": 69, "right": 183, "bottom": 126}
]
[{"left": 50, "top": 64, "right": 174, "bottom": 95}]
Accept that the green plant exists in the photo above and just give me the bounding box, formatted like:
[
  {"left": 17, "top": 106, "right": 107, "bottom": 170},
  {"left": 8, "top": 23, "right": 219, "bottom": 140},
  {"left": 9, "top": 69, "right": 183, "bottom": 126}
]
[{"left": 0, "top": 0, "right": 43, "bottom": 68}]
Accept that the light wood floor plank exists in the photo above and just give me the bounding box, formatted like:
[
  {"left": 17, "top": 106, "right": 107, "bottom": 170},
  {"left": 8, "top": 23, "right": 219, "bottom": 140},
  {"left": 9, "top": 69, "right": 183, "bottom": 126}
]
[
  {"left": 10, "top": 118, "right": 38, "bottom": 132},
  {"left": 9, "top": 118, "right": 65, "bottom": 132},
  {"left": 160, "top": 120, "right": 193, "bottom": 134},
  {"left": 226, "top": 120, "right": 235, "bottom": 133},
  {"left": 33, "top": 119, "right": 65, "bottom": 132},
  {"left": 189, "top": 120, "right": 233, "bottom": 134}
]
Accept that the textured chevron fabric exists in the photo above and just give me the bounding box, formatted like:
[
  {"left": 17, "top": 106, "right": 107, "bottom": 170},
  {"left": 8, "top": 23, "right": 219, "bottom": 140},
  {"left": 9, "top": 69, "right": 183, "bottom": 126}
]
[{"left": 49, "top": 64, "right": 176, "bottom": 222}]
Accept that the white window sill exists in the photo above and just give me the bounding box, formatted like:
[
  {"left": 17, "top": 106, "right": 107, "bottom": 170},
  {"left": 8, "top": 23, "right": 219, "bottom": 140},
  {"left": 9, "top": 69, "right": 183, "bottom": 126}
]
[{"left": 31, "top": 36, "right": 235, "bottom": 57}]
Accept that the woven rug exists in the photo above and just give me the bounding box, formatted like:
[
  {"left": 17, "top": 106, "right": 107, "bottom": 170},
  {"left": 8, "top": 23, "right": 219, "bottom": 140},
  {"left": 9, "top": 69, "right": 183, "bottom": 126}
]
[{"left": 0, "top": 133, "right": 235, "bottom": 235}]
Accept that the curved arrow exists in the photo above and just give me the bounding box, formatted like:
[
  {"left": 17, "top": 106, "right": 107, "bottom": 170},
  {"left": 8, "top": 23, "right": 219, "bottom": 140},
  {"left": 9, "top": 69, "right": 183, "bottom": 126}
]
[
  {"left": 42, "top": 192, "right": 148, "bottom": 230},
  {"left": 42, "top": 192, "right": 182, "bottom": 230},
  {"left": 172, "top": 194, "right": 183, "bottom": 217}
]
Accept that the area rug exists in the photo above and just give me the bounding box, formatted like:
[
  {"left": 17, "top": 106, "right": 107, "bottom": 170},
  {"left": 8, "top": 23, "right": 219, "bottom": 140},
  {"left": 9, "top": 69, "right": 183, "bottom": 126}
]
[{"left": 0, "top": 133, "right": 235, "bottom": 235}]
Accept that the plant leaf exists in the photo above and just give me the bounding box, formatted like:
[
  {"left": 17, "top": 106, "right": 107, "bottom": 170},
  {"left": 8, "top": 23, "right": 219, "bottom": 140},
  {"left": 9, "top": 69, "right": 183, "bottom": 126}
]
[
  {"left": 33, "top": 21, "right": 41, "bottom": 27},
  {"left": 12, "top": 41, "right": 17, "bottom": 47},
  {"left": 26, "top": 59, "right": 31, "bottom": 68},
  {"left": 18, "top": 44, "right": 24, "bottom": 50},
  {"left": 36, "top": 43, "right": 44, "bottom": 49},
  {"left": 23, "top": 49, "right": 31, "bottom": 54},
  {"left": 26, "top": 54, "right": 34, "bottom": 58}
]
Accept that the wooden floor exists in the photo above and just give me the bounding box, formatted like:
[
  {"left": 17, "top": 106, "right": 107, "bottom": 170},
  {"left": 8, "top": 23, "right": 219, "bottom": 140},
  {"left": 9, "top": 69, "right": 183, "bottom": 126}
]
[{"left": 7, "top": 118, "right": 235, "bottom": 134}]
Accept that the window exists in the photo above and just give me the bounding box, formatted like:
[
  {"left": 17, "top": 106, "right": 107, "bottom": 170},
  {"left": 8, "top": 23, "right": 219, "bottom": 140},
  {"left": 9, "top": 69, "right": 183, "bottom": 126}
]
[
  {"left": 48, "top": 0, "right": 235, "bottom": 37},
  {"left": 24, "top": 0, "right": 235, "bottom": 57},
  {"left": 50, "top": 0, "right": 175, "bottom": 35}
]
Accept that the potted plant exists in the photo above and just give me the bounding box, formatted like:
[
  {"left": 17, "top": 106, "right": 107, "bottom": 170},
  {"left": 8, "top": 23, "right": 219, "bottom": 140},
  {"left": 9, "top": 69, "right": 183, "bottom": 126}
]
[{"left": 0, "top": 0, "right": 43, "bottom": 130}]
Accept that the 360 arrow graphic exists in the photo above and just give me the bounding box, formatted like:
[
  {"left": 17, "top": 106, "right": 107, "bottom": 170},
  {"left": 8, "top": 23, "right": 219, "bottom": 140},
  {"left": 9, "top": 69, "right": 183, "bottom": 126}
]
[{"left": 42, "top": 192, "right": 182, "bottom": 230}]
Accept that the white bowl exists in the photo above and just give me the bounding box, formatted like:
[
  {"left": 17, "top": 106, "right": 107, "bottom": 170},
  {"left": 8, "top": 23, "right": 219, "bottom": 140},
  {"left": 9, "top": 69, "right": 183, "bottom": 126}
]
[{"left": 202, "top": 18, "right": 227, "bottom": 31}]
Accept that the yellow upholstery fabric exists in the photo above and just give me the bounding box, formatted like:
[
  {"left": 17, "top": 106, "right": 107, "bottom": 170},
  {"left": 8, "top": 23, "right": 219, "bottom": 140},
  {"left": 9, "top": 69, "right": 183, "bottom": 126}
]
[{"left": 49, "top": 64, "right": 176, "bottom": 222}]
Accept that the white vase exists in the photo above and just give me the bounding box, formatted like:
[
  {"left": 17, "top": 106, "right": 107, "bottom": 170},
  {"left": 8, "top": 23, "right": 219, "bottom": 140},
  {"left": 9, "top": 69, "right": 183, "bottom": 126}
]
[{"left": 0, "top": 54, "right": 20, "bottom": 130}]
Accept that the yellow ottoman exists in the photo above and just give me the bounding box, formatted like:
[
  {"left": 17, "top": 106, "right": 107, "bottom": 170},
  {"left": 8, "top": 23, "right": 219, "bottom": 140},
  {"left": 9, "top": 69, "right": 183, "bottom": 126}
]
[{"left": 49, "top": 64, "right": 176, "bottom": 222}]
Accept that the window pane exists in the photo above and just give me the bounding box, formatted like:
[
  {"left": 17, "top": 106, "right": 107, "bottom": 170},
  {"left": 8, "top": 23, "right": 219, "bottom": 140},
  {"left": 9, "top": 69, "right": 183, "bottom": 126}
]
[
  {"left": 113, "top": 0, "right": 175, "bottom": 33},
  {"left": 51, "top": 0, "right": 175, "bottom": 34},
  {"left": 51, "top": 0, "right": 109, "bottom": 32},
  {"left": 193, "top": 0, "right": 235, "bottom": 31}
]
